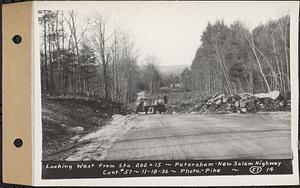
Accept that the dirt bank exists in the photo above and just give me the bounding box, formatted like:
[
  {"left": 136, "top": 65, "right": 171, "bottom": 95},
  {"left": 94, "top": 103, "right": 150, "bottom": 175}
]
[{"left": 42, "top": 98, "right": 129, "bottom": 161}]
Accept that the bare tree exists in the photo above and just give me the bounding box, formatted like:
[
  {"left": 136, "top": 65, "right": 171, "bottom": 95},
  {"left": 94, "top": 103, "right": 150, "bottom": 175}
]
[
  {"left": 65, "top": 10, "right": 90, "bottom": 93},
  {"left": 278, "top": 16, "right": 290, "bottom": 89},
  {"left": 244, "top": 30, "right": 271, "bottom": 92},
  {"left": 143, "top": 55, "right": 161, "bottom": 95},
  {"left": 91, "top": 12, "right": 116, "bottom": 101}
]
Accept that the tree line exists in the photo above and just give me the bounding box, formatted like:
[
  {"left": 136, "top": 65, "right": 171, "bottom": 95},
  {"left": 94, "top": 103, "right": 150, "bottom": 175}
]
[
  {"left": 39, "top": 10, "right": 162, "bottom": 103},
  {"left": 182, "top": 15, "right": 290, "bottom": 98}
]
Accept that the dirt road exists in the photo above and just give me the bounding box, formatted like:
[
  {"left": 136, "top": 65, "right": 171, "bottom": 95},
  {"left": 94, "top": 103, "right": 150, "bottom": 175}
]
[{"left": 67, "top": 112, "right": 291, "bottom": 161}]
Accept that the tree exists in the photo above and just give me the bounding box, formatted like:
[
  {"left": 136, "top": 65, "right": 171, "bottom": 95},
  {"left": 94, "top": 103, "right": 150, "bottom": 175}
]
[
  {"left": 79, "top": 43, "right": 97, "bottom": 95},
  {"left": 185, "top": 16, "right": 290, "bottom": 97},
  {"left": 38, "top": 10, "right": 56, "bottom": 94},
  {"left": 65, "top": 10, "right": 90, "bottom": 94},
  {"left": 91, "top": 12, "right": 115, "bottom": 101},
  {"left": 142, "top": 55, "right": 161, "bottom": 95},
  {"left": 181, "top": 68, "right": 192, "bottom": 91},
  {"left": 39, "top": 10, "right": 143, "bottom": 103}
]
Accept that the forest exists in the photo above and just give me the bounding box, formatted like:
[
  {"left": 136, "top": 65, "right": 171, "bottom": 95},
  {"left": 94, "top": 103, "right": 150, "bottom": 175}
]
[
  {"left": 39, "top": 10, "right": 162, "bottom": 103},
  {"left": 39, "top": 10, "right": 291, "bottom": 105},
  {"left": 181, "top": 15, "right": 290, "bottom": 98}
]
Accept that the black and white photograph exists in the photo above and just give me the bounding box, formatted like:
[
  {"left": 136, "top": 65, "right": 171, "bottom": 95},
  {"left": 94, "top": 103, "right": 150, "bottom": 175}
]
[{"left": 35, "top": 1, "right": 298, "bottom": 183}]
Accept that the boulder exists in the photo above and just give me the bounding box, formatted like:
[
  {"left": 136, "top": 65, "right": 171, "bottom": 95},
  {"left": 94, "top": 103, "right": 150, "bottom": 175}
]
[
  {"left": 254, "top": 90, "right": 280, "bottom": 100},
  {"left": 223, "top": 97, "right": 228, "bottom": 103},
  {"left": 241, "top": 108, "right": 247, "bottom": 113},
  {"left": 239, "top": 100, "right": 247, "bottom": 108},
  {"left": 215, "top": 99, "right": 222, "bottom": 105}
]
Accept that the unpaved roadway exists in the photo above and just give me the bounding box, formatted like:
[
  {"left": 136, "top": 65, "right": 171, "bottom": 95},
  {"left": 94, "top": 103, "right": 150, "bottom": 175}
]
[{"left": 67, "top": 112, "right": 291, "bottom": 161}]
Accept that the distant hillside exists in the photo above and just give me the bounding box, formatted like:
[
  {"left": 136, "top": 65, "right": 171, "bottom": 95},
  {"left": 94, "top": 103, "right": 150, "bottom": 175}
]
[{"left": 159, "top": 65, "right": 189, "bottom": 76}]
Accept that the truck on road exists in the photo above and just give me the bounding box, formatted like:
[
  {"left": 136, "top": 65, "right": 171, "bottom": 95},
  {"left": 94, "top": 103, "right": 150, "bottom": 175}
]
[{"left": 136, "top": 97, "right": 167, "bottom": 114}]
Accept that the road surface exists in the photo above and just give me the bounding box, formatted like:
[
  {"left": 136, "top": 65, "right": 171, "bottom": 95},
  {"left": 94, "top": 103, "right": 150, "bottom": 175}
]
[{"left": 67, "top": 112, "right": 292, "bottom": 161}]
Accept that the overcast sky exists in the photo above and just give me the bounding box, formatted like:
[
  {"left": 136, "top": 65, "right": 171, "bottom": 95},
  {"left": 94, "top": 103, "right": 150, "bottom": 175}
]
[{"left": 39, "top": 1, "right": 292, "bottom": 66}]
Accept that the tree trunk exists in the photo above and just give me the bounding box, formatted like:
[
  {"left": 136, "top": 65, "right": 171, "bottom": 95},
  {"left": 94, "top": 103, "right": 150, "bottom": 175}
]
[
  {"left": 215, "top": 49, "right": 233, "bottom": 95},
  {"left": 43, "top": 17, "right": 48, "bottom": 93},
  {"left": 244, "top": 32, "right": 271, "bottom": 92},
  {"left": 48, "top": 34, "right": 55, "bottom": 94},
  {"left": 279, "top": 20, "right": 290, "bottom": 91}
]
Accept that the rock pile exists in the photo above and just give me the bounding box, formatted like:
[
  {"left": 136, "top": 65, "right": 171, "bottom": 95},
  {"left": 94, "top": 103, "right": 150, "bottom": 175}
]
[{"left": 199, "top": 91, "right": 290, "bottom": 114}]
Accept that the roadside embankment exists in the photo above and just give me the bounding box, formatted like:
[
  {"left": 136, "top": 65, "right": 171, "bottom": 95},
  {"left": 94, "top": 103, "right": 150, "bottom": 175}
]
[{"left": 42, "top": 97, "right": 131, "bottom": 160}]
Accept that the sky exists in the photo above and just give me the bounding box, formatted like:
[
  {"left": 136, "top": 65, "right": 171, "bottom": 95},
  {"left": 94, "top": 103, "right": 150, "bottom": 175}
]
[{"left": 38, "top": 1, "right": 292, "bottom": 66}]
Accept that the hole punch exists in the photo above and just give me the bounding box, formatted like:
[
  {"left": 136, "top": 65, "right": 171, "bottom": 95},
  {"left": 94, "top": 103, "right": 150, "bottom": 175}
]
[
  {"left": 13, "top": 138, "right": 23, "bottom": 148},
  {"left": 12, "top": 35, "right": 22, "bottom": 44}
]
